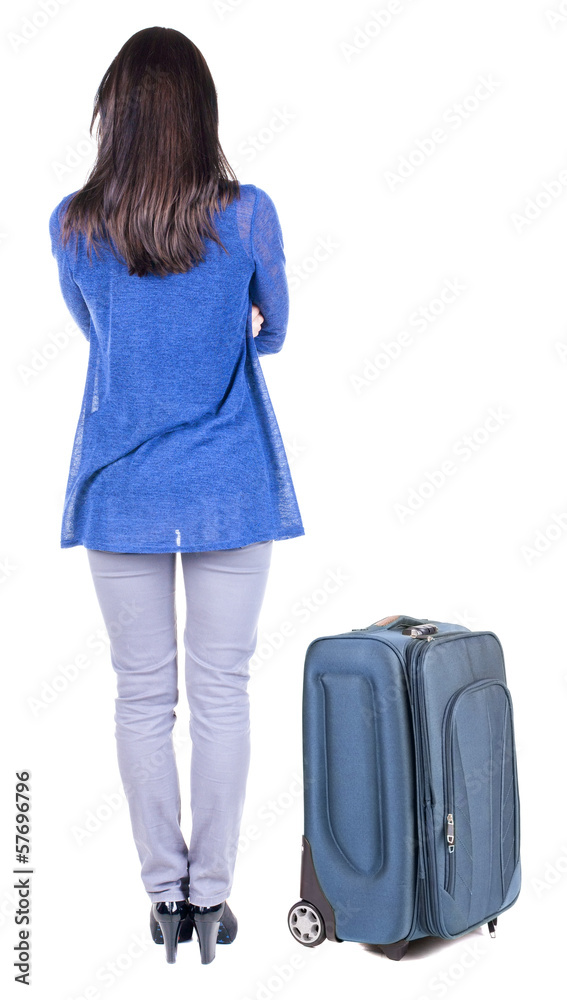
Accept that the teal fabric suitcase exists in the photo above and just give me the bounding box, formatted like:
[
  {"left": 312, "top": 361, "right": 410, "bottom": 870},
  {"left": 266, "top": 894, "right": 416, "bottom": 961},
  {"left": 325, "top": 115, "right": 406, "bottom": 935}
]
[{"left": 288, "top": 615, "right": 521, "bottom": 960}]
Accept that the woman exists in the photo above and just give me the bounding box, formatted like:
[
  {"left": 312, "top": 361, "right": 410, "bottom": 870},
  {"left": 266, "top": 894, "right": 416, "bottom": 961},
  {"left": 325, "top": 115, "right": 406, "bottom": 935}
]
[{"left": 49, "top": 26, "right": 304, "bottom": 966}]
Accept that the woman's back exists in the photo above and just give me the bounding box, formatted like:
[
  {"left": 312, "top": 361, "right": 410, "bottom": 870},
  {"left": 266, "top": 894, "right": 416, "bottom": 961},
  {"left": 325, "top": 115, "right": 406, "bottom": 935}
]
[{"left": 49, "top": 182, "right": 305, "bottom": 553}]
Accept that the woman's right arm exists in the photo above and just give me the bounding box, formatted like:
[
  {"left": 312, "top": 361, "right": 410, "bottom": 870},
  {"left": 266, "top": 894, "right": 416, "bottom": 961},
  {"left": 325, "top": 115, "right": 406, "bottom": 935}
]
[{"left": 249, "top": 187, "right": 289, "bottom": 355}]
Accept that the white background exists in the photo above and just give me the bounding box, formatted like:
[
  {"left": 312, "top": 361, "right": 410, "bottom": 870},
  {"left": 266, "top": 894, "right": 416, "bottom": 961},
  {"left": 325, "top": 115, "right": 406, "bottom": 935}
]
[{"left": 1, "top": 0, "right": 566, "bottom": 996}]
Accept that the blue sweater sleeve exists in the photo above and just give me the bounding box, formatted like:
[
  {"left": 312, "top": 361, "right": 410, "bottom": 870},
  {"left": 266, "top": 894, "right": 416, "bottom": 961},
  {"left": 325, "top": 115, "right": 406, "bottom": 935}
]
[
  {"left": 49, "top": 201, "right": 92, "bottom": 342},
  {"left": 249, "top": 188, "right": 289, "bottom": 356}
]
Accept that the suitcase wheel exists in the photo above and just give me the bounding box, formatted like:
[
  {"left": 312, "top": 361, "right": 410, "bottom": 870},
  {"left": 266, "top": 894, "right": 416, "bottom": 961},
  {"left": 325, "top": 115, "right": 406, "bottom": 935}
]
[{"left": 287, "top": 900, "right": 326, "bottom": 947}]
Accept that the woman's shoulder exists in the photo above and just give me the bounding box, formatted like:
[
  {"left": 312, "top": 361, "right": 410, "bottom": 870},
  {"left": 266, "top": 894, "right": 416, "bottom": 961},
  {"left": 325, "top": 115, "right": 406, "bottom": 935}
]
[
  {"left": 232, "top": 181, "right": 259, "bottom": 209},
  {"left": 236, "top": 182, "right": 275, "bottom": 206},
  {"left": 48, "top": 189, "right": 80, "bottom": 238},
  {"left": 236, "top": 183, "right": 280, "bottom": 227}
]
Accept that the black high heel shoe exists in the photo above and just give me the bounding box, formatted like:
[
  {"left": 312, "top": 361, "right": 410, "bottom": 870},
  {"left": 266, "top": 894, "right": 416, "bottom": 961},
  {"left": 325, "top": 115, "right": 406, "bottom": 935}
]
[
  {"left": 150, "top": 900, "right": 193, "bottom": 964},
  {"left": 216, "top": 900, "right": 237, "bottom": 945},
  {"left": 189, "top": 900, "right": 238, "bottom": 964}
]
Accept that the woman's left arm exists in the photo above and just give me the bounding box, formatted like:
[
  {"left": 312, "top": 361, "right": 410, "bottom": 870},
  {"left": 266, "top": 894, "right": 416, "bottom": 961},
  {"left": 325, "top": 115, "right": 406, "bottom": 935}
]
[{"left": 49, "top": 204, "right": 92, "bottom": 341}]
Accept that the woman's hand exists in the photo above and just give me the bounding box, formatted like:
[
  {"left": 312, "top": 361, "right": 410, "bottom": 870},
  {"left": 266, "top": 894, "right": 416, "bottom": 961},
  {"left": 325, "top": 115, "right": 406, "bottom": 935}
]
[{"left": 251, "top": 303, "right": 264, "bottom": 337}]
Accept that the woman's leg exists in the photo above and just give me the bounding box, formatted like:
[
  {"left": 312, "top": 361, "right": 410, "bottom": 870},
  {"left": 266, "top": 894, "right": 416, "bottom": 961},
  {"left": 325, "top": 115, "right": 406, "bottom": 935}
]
[
  {"left": 85, "top": 548, "right": 190, "bottom": 903},
  {"left": 180, "top": 540, "right": 273, "bottom": 907}
]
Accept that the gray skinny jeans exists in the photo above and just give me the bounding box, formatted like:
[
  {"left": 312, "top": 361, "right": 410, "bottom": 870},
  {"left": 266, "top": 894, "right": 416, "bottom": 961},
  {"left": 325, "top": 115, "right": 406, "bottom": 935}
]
[{"left": 86, "top": 540, "right": 273, "bottom": 907}]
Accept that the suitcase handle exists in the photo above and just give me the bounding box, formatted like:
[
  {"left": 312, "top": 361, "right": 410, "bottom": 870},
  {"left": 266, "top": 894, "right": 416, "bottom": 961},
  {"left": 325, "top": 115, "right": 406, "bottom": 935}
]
[{"left": 369, "top": 615, "right": 428, "bottom": 631}]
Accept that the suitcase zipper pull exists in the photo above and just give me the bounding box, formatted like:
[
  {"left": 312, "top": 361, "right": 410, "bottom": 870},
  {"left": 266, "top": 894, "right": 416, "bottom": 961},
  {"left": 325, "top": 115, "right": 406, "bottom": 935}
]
[
  {"left": 446, "top": 813, "right": 455, "bottom": 852},
  {"left": 402, "top": 623, "right": 439, "bottom": 638}
]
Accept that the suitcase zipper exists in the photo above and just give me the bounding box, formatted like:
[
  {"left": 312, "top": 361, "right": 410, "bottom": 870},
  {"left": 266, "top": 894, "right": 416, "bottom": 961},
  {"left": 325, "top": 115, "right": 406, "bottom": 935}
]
[
  {"left": 406, "top": 631, "right": 474, "bottom": 934},
  {"left": 407, "top": 636, "right": 439, "bottom": 934}
]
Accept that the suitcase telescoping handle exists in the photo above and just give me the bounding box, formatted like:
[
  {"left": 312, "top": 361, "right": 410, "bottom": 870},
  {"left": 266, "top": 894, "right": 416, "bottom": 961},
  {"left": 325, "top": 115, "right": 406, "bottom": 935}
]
[{"left": 367, "top": 615, "right": 439, "bottom": 637}]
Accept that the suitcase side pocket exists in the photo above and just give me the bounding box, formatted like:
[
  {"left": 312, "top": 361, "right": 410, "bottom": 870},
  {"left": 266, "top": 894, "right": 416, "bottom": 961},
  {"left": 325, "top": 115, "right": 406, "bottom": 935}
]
[{"left": 441, "top": 678, "right": 519, "bottom": 931}]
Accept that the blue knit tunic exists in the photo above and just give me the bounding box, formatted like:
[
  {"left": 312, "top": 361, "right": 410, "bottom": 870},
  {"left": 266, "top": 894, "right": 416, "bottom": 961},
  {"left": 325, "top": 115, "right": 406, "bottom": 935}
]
[{"left": 49, "top": 184, "right": 305, "bottom": 553}]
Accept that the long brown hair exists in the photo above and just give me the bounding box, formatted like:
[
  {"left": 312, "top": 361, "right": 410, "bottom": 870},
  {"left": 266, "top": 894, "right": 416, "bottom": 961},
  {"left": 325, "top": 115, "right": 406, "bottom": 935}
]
[{"left": 59, "top": 26, "right": 239, "bottom": 278}]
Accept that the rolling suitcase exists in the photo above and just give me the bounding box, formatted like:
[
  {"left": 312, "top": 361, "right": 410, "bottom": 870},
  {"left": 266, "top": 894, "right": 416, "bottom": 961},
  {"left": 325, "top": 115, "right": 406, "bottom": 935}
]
[{"left": 288, "top": 614, "right": 521, "bottom": 960}]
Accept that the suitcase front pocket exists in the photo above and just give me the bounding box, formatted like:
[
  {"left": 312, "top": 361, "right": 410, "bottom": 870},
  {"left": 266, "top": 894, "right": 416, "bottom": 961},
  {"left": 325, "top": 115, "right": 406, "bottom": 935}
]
[{"left": 441, "top": 678, "right": 519, "bottom": 927}]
